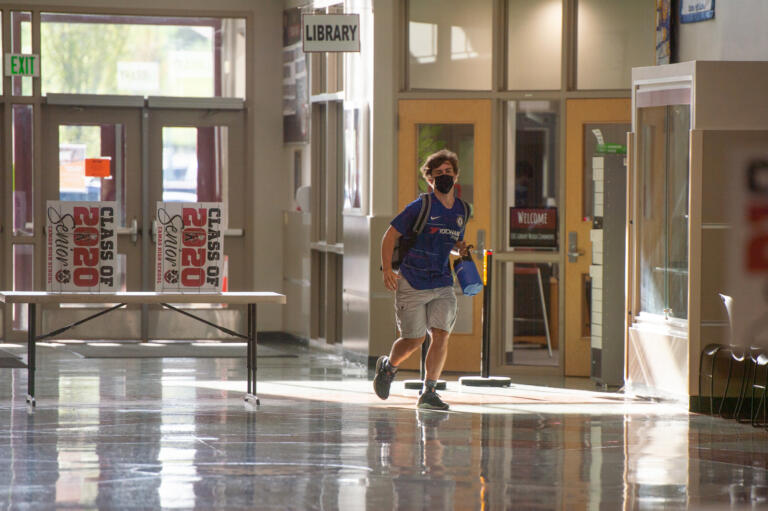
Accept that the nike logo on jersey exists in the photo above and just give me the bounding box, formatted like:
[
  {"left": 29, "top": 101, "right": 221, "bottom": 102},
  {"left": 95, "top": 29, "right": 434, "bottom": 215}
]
[{"left": 430, "top": 216, "right": 441, "bottom": 220}]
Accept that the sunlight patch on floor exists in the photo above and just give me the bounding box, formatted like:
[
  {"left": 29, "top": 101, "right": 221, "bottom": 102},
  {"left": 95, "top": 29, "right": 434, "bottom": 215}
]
[{"left": 178, "top": 379, "right": 690, "bottom": 416}]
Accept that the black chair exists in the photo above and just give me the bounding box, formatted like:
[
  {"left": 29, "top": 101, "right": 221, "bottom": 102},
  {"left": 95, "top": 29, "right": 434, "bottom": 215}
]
[
  {"left": 698, "top": 293, "right": 743, "bottom": 416},
  {"left": 698, "top": 342, "right": 728, "bottom": 415},
  {"left": 732, "top": 348, "right": 768, "bottom": 426}
]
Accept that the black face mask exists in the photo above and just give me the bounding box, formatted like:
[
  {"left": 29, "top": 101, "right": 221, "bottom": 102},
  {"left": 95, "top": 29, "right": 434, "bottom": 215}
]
[{"left": 434, "top": 174, "right": 454, "bottom": 194}]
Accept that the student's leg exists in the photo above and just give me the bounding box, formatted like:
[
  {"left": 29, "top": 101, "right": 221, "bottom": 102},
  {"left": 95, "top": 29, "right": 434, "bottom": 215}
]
[
  {"left": 424, "top": 286, "right": 457, "bottom": 383},
  {"left": 390, "top": 278, "right": 429, "bottom": 366},
  {"left": 373, "top": 278, "right": 429, "bottom": 400},
  {"left": 389, "top": 335, "right": 427, "bottom": 366},
  {"left": 416, "top": 288, "right": 456, "bottom": 409},
  {"left": 424, "top": 328, "right": 449, "bottom": 382}
]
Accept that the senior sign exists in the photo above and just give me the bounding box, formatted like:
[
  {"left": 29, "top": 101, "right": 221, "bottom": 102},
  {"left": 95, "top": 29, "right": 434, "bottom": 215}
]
[
  {"left": 155, "top": 202, "right": 224, "bottom": 292},
  {"left": 46, "top": 201, "right": 118, "bottom": 292}
]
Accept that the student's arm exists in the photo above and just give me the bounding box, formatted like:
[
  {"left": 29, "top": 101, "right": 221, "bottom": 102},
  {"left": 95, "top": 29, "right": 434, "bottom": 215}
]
[{"left": 381, "top": 226, "right": 401, "bottom": 291}]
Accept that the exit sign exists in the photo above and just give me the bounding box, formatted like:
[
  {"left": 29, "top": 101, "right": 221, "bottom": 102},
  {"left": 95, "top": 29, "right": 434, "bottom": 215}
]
[{"left": 4, "top": 54, "right": 39, "bottom": 77}]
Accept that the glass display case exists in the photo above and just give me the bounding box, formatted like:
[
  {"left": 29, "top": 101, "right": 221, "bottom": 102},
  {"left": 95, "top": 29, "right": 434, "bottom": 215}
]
[
  {"left": 637, "top": 104, "right": 690, "bottom": 321},
  {"left": 626, "top": 61, "right": 768, "bottom": 407}
]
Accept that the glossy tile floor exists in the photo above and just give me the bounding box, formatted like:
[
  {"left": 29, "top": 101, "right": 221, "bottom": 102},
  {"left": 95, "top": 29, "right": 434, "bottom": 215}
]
[{"left": 0, "top": 342, "right": 767, "bottom": 510}]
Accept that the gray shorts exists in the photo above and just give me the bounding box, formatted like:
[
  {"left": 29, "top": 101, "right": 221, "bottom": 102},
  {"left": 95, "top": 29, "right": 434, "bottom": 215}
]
[{"left": 394, "top": 277, "right": 457, "bottom": 339}]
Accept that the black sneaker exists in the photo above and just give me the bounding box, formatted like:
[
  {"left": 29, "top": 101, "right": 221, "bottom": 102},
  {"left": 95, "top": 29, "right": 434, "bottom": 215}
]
[
  {"left": 373, "top": 356, "right": 396, "bottom": 400},
  {"left": 417, "top": 390, "right": 449, "bottom": 410}
]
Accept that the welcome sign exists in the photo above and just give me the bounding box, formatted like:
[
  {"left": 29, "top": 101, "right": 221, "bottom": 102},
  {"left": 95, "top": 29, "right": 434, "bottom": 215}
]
[
  {"left": 509, "top": 207, "right": 558, "bottom": 248},
  {"left": 302, "top": 14, "right": 360, "bottom": 52},
  {"left": 155, "top": 202, "right": 224, "bottom": 292},
  {"left": 46, "top": 201, "right": 118, "bottom": 292}
]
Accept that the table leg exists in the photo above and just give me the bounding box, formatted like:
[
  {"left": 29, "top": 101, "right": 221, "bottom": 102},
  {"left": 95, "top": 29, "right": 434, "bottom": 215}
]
[
  {"left": 251, "top": 304, "right": 257, "bottom": 395},
  {"left": 26, "top": 303, "right": 36, "bottom": 406},
  {"left": 246, "top": 304, "right": 252, "bottom": 394},
  {"left": 244, "top": 303, "right": 260, "bottom": 406}
]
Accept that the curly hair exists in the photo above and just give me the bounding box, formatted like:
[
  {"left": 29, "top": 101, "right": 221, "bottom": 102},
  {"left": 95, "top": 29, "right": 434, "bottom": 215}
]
[{"left": 419, "top": 149, "right": 459, "bottom": 180}]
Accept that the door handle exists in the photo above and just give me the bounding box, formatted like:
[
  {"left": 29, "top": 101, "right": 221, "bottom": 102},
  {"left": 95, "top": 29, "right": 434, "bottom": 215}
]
[
  {"left": 567, "top": 231, "right": 583, "bottom": 262},
  {"left": 116, "top": 217, "right": 140, "bottom": 245}
]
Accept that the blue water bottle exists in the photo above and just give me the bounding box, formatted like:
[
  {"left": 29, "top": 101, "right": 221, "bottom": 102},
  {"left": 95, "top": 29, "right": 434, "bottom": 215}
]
[{"left": 453, "top": 249, "right": 483, "bottom": 296}]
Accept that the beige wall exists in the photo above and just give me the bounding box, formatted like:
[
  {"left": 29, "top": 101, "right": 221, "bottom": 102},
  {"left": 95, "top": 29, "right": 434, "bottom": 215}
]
[
  {"left": 370, "top": 0, "right": 397, "bottom": 217},
  {"left": 249, "top": 0, "right": 289, "bottom": 330},
  {"left": 678, "top": 1, "right": 768, "bottom": 61}
]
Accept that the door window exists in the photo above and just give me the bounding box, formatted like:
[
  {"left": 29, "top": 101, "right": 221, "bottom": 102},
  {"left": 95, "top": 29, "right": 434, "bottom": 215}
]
[
  {"left": 506, "top": 100, "right": 560, "bottom": 251},
  {"left": 507, "top": 0, "right": 562, "bottom": 90},
  {"left": 58, "top": 124, "right": 127, "bottom": 226},
  {"left": 504, "top": 261, "right": 559, "bottom": 366},
  {"left": 11, "top": 11, "right": 32, "bottom": 96},
  {"left": 12, "top": 104, "right": 34, "bottom": 236},
  {"left": 161, "top": 126, "right": 228, "bottom": 205},
  {"left": 576, "top": 0, "right": 655, "bottom": 89},
  {"left": 408, "top": 0, "right": 492, "bottom": 90},
  {"left": 637, "top": 104, "right": 690, "bottom": 319},
  {"left": 12, "top": 245, "right": 33, "bottom": 330},
  {"left": 41, "top": 13, "right": 245, "bottom": 98}
]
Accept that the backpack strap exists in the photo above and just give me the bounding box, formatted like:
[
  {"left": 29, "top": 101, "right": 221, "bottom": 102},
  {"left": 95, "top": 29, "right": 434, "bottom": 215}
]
[
  {"left": 411, "top": 193, "right": 432, "bottom": 235},
  {"left": 457, "top": 198, "right": 471, "bottom": 230}
]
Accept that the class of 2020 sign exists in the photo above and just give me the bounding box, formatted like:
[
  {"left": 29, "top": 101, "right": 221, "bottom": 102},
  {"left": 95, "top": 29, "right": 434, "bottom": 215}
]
[
  {"left": 46, "top": 201, "right": 118, "bottom": 292},
  {"left": 155, "top": 202, "right": 224, "bottom": 292}
]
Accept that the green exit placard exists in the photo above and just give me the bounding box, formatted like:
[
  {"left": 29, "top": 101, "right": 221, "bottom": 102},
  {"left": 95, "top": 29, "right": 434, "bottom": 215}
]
[{"left": 4, "top": 54, "right": 39, "bottom": 77}]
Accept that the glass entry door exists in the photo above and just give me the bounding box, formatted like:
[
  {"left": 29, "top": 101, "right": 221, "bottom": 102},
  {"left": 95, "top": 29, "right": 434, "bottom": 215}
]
[
  {"left": 22, "top": 103, "right": 246, "bottom": 342},
  {"left": 33, "top": 105, "right": 143, "bottom": 342},
  {"left": 147, "top": 107, "right": 246, "bottom": 339}
]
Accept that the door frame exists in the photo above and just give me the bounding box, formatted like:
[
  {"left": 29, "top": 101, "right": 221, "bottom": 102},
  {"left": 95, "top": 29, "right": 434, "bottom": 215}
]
[
  {"left": 4, "top": 96, "right": 248, "bottom": 342},
  {"left": 564, "top": 98, "right": 631, "bottom": 376},
  {"left": 397, "top": 98, "right": 492, "bottom": 373}
]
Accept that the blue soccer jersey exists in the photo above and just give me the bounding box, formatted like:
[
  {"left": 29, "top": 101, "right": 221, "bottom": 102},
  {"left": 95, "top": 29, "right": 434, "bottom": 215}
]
[{"left": 390, "top": 193, "right": 467, "bottom": 290}]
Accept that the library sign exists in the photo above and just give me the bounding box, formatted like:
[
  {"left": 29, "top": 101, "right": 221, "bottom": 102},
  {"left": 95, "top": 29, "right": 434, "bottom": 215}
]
[
  {"left": 4, "top": 54, "right": 39, "bottom": 77},
  {"left": 302, "top": 14, "right": 360, "bottom": 52}
]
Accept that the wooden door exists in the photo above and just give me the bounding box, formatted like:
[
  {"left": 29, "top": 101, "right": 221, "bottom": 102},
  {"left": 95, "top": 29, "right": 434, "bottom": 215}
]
[{"left": 397, "top": 99, "right": 492, "bottom": 372}]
